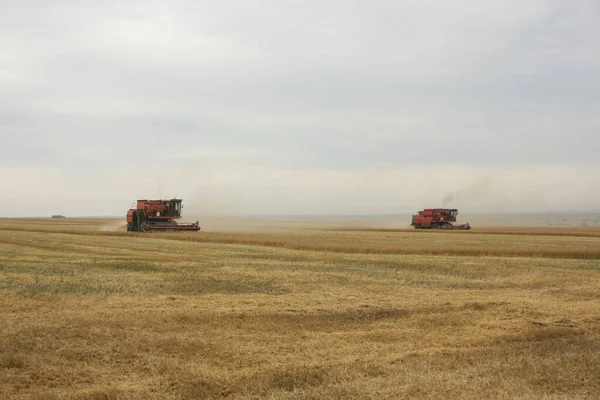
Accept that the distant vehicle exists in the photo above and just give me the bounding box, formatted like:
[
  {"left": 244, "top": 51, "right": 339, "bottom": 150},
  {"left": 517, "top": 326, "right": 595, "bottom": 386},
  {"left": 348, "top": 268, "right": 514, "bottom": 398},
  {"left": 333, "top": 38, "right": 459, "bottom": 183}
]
[
  {"left": 51, "top": 215, "right": 66, "bottom": 218},
  {"left": 126, "top": 198, "right": 200, "bottom": 232},
  {"left": 410, "top": 208, "right": 471, "bottom": 230}
]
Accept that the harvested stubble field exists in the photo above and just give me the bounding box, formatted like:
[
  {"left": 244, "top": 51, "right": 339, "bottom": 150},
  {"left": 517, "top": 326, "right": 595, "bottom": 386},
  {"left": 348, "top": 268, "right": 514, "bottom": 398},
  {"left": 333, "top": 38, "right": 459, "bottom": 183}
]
[{"left": 1, "top": 219, "right": 599, "bottom": 399}]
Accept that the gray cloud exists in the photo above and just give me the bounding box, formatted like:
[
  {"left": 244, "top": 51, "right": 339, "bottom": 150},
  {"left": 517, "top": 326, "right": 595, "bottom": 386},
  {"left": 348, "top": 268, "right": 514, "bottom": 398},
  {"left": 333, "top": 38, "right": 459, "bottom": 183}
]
[{"left": 1, "top": 0, "right": 599, "bottom": 216}]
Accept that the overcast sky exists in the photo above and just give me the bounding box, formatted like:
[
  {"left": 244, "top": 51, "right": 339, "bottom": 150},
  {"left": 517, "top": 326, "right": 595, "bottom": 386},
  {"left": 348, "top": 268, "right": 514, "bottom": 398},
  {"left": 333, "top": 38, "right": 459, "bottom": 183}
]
[{"left": 1, "top": 0, "right": 599, "bottom": 217}]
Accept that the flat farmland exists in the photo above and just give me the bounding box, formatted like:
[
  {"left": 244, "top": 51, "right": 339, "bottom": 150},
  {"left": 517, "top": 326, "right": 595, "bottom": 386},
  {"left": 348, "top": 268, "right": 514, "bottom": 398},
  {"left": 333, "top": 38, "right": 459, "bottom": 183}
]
[{"left": 1, "top": 219, "right": 599, "bottom": 399}]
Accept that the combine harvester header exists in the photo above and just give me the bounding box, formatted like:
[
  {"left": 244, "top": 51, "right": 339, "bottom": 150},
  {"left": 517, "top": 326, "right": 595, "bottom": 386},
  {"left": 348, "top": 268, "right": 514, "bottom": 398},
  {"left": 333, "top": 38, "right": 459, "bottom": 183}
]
[
  {"left": 126, "top": 198, "right": 200, "bottom": 232},
  {"left": 411, "top": 208, "right": 471, "bottom": 230}
]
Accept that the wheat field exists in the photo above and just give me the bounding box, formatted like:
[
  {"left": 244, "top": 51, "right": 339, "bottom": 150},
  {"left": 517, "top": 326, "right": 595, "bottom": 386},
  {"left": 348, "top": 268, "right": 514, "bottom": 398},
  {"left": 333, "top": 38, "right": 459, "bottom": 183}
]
[{"left": 1, "top": 218, "right": 599, "bottom": 399}]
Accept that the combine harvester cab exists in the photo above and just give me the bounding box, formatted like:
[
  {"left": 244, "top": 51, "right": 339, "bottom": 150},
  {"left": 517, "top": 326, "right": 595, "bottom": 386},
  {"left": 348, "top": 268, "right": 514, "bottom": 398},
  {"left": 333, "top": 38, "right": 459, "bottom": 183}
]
[
  {"left": 126, "top": 198, "right": 201, "bottom": 232},
  {"left": 410, "top": 208, "right": 471, "bottom": 230}
]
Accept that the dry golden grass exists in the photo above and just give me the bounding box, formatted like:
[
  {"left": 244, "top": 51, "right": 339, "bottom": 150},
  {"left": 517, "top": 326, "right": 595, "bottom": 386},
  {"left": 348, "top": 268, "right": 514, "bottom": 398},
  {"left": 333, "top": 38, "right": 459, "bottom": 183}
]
[
  {"left": 332, "top": 226, "right": 600, "bottom": 238},
  {"left": 2, "top": 218, "right": 600, "bottom": 259},
  {"left": 0, "top": 218, "right": 113, "bottom": 231},
  {"left": 1, "top": 219, "right": 599, "bottom": 399}
]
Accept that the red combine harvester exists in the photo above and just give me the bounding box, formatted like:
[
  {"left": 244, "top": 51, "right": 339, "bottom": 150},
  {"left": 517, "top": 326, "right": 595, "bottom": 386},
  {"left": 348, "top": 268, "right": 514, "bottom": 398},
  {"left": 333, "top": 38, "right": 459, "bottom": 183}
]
[
  {"left": 410, "top": 208, "right": 471, "bottom": 230},
  {"left": 126, "top": 198, "right": 200, "bottom": 232}
]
